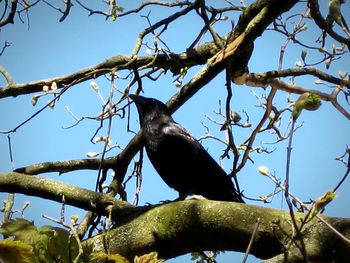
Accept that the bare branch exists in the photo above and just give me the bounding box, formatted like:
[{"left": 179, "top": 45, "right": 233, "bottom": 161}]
[
  {"left": 249, "top": 67, "right": 350, "bottom": 89},
  {"left": 309, "top": 0, "right": 350, "bottom": 50},
  {"left": 131, "top": 1, "right": 197, "bottom": 57},
  {"left": 234, "top": 73, "right": 350, "bottom": 120},
  {"left": 0, "top": 45, "right": 217, "bottom": 99},
  {"left": 0, "top": 0, "right": 17, "bottom": 28},
  {"left": 0, "top": 65, "right": 15, "bottom": 85},
  {"left": 59, "top": 0, "right": 72, "bottom": 22},
  {"left": 236, "top": 87, "right": 277, "bottom": 173}
]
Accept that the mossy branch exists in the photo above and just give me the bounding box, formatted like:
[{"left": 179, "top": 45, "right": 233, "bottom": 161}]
[
  {"left": 0, "top": 172, "right": 134, "bottom": 217},
  {"left": 83, "top": 199, "right": 350, "bottom": 262}
]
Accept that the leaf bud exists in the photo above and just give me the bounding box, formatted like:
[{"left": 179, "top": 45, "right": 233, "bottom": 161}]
[
  {"left": 51, "top": 82, "right": 58, "bottom": 91},
  {"left": 31, "top": 95, "right": 39, "bottom": 106},
  {"left": 90, "top": 81, "right": 99, "bottom": 92},
  {"left": 292, "top": 92, "right": 321, "bottom": 120},
  {"left": 86, "top": 152, "right": 99, "bottom": 158},
  {"left": 43, "top": 85, "right": 49, "bottom": 92},
  {"left": 258, "top": 166, "right": 269, "bottom": 176}
]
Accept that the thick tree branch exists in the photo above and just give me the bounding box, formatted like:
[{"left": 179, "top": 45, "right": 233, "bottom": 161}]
[
  {"left": 0, "top": 172, "right": 134, "bottom": 216},
  {"left": 2, "top": 171, "right": 349, "bottom": 262},
  {"left": 83, "top": 199, "right": 350, "bottom": 262}
]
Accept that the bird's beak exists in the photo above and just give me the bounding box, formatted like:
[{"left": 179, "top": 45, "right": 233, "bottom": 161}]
[
  {"left": 129, "top": 94, "right": 147, "bottom": 124},
  {"left": 128, "top": 94, "right": 138, "bottom": 101},
  {"left": 129, "top": 94, "right": 146, "bottom": 106}
]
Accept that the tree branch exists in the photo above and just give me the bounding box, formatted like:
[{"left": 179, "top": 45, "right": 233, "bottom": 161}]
[
  {"left": 13, "top": 157, "right": 118, "bottom": 175},
  {"left": 309, "top": 0, "right": 350, "bottom": 50},
  {"left": 0, "top": 44, "right": 218, "bottom": 99},
  {"left": 250, "top": 67, "right": 350, "bottom": 89},
  {"left": 0, "top": 0, "right": 17, "bottom": 28},
  {"left": 234, "top": 72, "right": 350, "bottom": 120},
  {"left": 0, "top": 172, "right": 134, "bottom": 216},
  {"left": 83, "top": 199, "right": 350, "bottom": 262},
  {"left": 167, "top": 0, "right": 298, "bottom": 111}
]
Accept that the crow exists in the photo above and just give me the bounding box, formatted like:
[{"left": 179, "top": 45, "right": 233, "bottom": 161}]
[{"left": 129, "top": 94, "right": 244, "bottom": 202}]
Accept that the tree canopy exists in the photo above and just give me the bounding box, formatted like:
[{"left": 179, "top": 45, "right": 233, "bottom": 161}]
[{"left": 0, "top": 0, "right": 350, "bottom": 262}]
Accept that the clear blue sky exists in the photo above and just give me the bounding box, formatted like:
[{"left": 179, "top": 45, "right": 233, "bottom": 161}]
[{"left": 1, "top": 1, "right": 349, "bottom": 262}]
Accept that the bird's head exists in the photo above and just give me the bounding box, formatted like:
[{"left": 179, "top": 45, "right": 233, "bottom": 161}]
[{"left": 129, "top": 94, "right": 172, "bottom": 127}]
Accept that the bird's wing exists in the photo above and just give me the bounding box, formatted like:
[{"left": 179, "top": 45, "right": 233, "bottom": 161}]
[
  {"left": 163, "top": 122, "right": 198, "bottom": 144},
  {"left": 161, "top": 121, "right": 224, "bottom": 172}
]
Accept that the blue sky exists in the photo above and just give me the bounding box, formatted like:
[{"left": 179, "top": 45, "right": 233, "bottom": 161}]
[{"left": 1, "top": 1, "right": 350, "bottom": 262}]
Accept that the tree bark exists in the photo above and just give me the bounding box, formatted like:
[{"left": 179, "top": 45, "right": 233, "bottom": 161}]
[{"left": 83, "top": 199, "right": 350, "bottom": 262}]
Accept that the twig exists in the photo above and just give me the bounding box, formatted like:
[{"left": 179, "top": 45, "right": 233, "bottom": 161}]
[
  {"left": 0, "top": 65, "right": 15, "bottom": 85},
  {"left": 7, "top": 135, "right": 15, "bottom": 170},
  {"left": 197, "top": 0, "right": 223, "bottom": 48},
  {"left": 333, "top": 147, "right": 350, "bottom": 192},
  {"left": 316, "top": 215, "right": 350, "bottom": 246},
  {"left": 59, "top": 0, "right": 72, "bottom": 22},
  {"left": 132, "top": 148, "right": 144, "bottom": 206},
  {"left": 236, "top": 87, "right": 277, "bottom": 173},
  {"left": 242, "top": 218, "right": 260, "bottom": 263},
  {"left": 75, "top": 0, "right": 109, "bottom": 17},
  {"left": 95, "top": 74, "right": 116, "bottom": 192},
  {"left": 284, "top": 118, "right": 308, "bottom": 261},
  {"left": 264, "top": 171, "right": 350, "bottom": 246},
  {"left": 0, "top": 41, "right": 11, "bottom": 56},
  {"left": 131, "top": 2, "right": 196, "bottom": 57},
  {"left": 2, "top": 193, "right": 15, "bottom": 223},
  {"left": 42, "top": 199, "right": 84, "bottom": 263},
  {"left": 0, "top": 85, "right": 70, "bottom": 134},
  {"left": 239, "top": 75, "right": 350, "bottom": 120},
  {"left": 224, "top": 66, "right": 243, "bottom": 201}
]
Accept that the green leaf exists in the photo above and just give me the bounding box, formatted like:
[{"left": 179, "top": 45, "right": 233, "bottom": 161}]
[
  {"left": 91, "top": 252, "right": 130, "bottom": 263},
  {"left": 37, "top": 226, "right": 79, "bottom": 263},
  {"left": 0, "top": 219, "right": 79, "bottom": 263},
  {"left": 0, "top": 218, "right": 37, "bottom": 243},
  {"left": 292, "top": 92, "right": 321, "bottom": 120},
  {"left": 134, "top": 252, "right": 164, "bottom": 263},
  {"left": 0, "top": 239, "right": 36, "bottom": 263}
]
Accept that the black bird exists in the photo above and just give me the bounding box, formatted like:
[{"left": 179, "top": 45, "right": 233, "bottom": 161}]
[{"left": 129, "top": 94, "right": 244, "bottom": 202}]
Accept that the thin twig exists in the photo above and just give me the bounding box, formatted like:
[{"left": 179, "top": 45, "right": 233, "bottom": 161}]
[
  {"left": 0, "top": 85, "right": 71, "bottom": 134},
  {"left": 283, "top": 118, "right": 308, "bottom": 261},
  {"left": 264, "top": 171, "right": 350, "bottom": 246},
  {"left": 242, "top": 218, "right": 260, "bottom": 263},
  {"left": 7, "top": 135, "right": 15, "bottom": 170},
  {"left": 95, "top": 74, "right": 116, "bottom": 192},
  {"left": 333, "top": 148, "right": 350, "bottom": 192}
]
